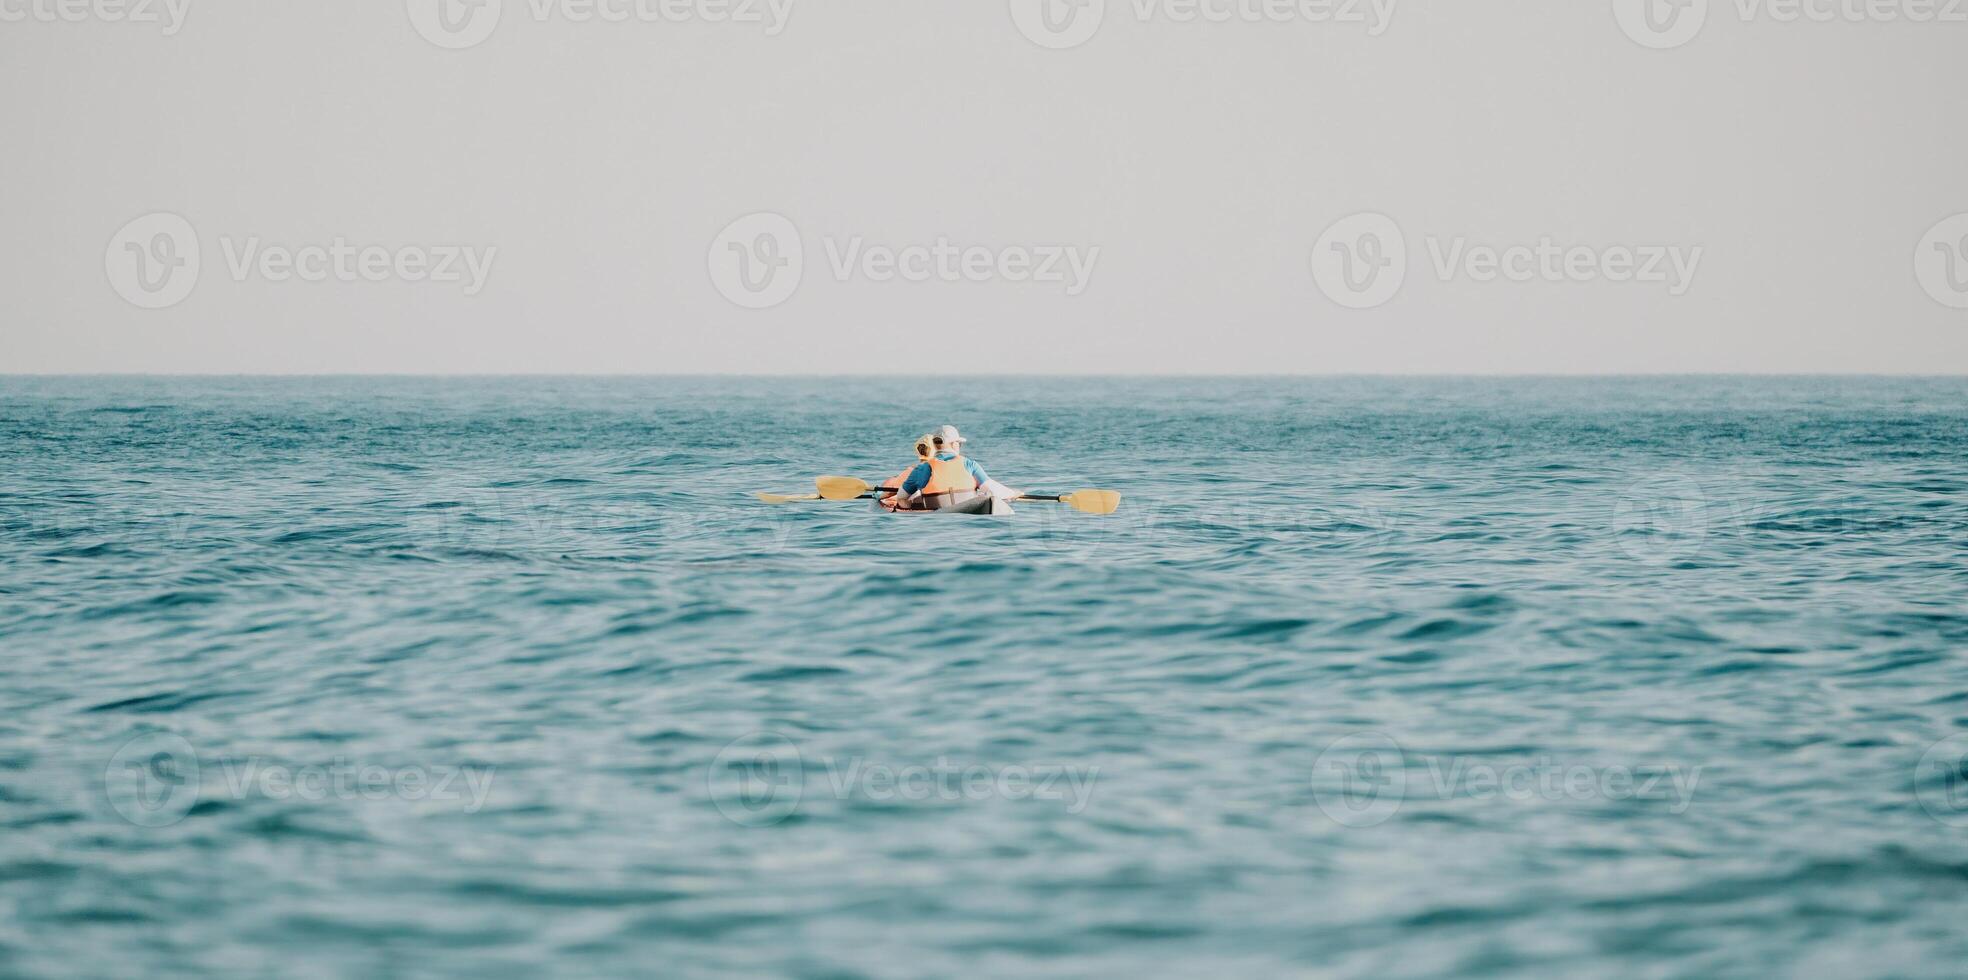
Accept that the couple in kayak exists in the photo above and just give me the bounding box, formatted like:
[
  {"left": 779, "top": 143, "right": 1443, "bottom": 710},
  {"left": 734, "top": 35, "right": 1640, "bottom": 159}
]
[{"left": 879, "top": 425, "right": 1008, "bottom": 512}]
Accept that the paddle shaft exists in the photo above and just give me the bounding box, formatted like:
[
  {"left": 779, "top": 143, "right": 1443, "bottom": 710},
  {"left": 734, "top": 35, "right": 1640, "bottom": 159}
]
[{"left": 831, "top": 490, "right": 1089, "bottom": 504}]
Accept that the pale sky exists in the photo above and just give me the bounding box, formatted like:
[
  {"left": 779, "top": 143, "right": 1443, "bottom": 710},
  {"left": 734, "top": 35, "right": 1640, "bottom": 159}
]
[{"left": 3, "top": 0, "right": 1966, "bottom": 374}]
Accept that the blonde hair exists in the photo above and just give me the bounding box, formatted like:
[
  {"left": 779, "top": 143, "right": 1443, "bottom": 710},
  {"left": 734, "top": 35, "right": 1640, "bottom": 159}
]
[{"left": 915, "top": 434, "right": 937, "bottom": 459}]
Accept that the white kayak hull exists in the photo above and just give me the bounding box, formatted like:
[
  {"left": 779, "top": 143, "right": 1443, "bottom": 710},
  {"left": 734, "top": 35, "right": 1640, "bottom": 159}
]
[{"left": 875, "top": 493, "right": 1016, "bottom": 515}]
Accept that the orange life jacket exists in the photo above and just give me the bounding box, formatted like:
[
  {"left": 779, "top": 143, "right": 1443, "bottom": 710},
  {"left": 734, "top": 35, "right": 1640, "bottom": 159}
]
[{"left": 923, "top": 454, "right": 978, "bottom": 495}]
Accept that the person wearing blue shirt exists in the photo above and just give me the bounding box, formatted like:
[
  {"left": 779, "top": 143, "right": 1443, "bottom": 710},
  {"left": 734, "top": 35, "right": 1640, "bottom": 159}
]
[{"left": 899, "top": 425, "right": 990, "bottom": 499}]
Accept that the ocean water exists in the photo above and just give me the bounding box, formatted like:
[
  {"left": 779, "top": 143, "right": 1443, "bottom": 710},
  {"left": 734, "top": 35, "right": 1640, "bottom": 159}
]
[{"left": 3, "top": 376, "right": 1968, "bottom": 978}]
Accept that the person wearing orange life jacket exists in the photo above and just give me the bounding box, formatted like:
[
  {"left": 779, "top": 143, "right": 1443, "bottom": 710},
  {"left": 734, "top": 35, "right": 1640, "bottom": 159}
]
[
  {"left": 895, "top": 425, "right": 994, "bottom": 510},
  {"left": 878, "top": 433, "right": 939, "bottom": 510}
]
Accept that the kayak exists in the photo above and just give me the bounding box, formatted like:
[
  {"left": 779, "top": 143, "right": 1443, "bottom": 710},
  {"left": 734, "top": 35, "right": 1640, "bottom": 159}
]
[
  {"left": 875, "top": 494, "right": 1015, "bottom": 516},
  {"left": 760, "top": 478, "right": 1116, "bottom": 515},
  {"left": 875, "top": 479, "right": 1020, "bottom": 516}
]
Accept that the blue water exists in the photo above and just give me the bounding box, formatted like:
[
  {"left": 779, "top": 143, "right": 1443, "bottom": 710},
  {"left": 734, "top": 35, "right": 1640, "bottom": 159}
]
[{"left": 4, "top": 376, "right": 1968, "bottom": 978}]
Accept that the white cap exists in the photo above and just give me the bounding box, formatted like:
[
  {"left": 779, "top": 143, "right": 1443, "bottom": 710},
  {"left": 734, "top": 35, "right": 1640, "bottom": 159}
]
[{"left": 934, "top": 425, "right": 965, "bottom": 447}]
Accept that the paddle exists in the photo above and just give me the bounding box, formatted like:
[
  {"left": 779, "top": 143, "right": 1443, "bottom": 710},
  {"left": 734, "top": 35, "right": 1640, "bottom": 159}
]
[
  {"left": 815, "top": 476, "right": 1122, "bottom": 514},
  {"left": 754, "top": 492, "right": 822, "bottom": 504},
  {"left": 1018, "top": 490, "right": 1123, "bottom": 515},
  {"left": 816, "top": 476, "right": 886, "bottom": 501}
]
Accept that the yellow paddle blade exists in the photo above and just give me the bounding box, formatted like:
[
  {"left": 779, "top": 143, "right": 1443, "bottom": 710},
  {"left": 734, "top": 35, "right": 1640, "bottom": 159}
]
[
  {"left": 1060, "top": 490, "right": 1122, "bottom": 515},
  {"left": 756, "top": 492, "right": 820, "bottom": 504},
  {"left": 816, "top": 476, "right": 875, "bottom": 501}
]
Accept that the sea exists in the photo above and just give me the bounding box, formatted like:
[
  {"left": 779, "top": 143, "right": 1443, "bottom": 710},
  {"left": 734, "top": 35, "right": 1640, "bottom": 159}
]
[{"left": 2, "top": 376, "right": 1966, "bottom": 978}]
